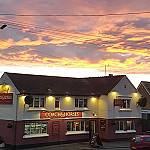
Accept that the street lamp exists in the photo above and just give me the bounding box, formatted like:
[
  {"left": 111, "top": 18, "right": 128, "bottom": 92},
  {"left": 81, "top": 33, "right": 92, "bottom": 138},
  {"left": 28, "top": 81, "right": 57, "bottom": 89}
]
[{"left": 0, "top": 24, "right": 7, "bottom": 29}]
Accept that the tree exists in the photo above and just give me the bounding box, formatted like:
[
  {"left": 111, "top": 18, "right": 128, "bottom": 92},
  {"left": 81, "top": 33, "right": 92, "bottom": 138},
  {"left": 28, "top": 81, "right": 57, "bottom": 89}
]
[{"left": 137, "top": 97, "right": 147, "bottom": 108}]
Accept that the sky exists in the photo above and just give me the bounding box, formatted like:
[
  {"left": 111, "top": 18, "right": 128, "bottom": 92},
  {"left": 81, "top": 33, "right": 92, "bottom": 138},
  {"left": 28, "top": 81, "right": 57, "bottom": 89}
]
[{"left": 0, "top": 0, "right": 150, "bottom": 88}]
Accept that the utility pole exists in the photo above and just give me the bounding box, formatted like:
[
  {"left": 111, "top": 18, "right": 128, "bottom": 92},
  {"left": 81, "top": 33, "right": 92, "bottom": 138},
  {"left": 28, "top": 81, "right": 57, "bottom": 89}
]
[{"left": 104, "top": 65, "right": 109, "bottom": 76}]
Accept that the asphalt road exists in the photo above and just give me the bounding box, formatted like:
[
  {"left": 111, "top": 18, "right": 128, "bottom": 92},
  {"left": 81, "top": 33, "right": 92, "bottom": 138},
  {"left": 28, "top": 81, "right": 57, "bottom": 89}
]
[{"left": 0, "top": 140, "right": 131, "bottom": 150}]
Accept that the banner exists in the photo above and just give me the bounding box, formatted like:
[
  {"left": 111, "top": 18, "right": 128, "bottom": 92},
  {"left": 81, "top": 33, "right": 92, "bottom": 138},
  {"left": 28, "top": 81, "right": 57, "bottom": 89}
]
[
  {"left": 41, "top": 111, "right": 82, "bottom": 118},
  {"left": 0, "top": 93, "right": 13, "bottom": 105}
]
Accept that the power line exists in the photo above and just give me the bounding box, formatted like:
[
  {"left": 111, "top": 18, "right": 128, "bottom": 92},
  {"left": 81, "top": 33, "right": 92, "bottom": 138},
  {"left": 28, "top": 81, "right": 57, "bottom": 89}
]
[
  {"left": 1, "top": 19, "right": 150, "bottom": 54},
  {"left": 1, "top": 11, "right": 150, "bottom": 17}
]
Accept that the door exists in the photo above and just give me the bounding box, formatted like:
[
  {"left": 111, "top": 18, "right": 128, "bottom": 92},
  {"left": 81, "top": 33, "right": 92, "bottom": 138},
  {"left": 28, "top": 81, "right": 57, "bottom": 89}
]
[{"left": 89, "top": 121, "right": 95, "bottom": 140}]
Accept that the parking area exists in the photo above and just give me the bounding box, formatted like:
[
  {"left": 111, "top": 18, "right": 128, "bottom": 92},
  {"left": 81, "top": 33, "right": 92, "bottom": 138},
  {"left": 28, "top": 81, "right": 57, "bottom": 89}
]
[{"left": 0, "top": 140, "right": 131, "bottom": 150}]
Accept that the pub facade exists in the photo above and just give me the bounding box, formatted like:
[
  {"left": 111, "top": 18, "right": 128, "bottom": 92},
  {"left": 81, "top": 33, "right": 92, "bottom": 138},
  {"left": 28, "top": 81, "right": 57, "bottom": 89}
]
[{"left": 0, "top": 72, "right": 142, "bottom": 148}]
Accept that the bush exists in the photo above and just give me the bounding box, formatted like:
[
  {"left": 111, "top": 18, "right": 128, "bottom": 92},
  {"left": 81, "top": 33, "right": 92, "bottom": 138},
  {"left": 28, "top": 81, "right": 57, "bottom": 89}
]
[{"left": 137, "top": 97, "right": 147, "bottom": 108}]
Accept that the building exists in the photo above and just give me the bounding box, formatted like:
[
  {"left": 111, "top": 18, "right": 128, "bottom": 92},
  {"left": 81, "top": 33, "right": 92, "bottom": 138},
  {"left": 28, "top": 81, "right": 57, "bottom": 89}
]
[
  {"left": 0, "top": 72, "right": 142, "bottom": 149},
  {"left": 138, "top": 81, "right": 150, "bottom": 132}
]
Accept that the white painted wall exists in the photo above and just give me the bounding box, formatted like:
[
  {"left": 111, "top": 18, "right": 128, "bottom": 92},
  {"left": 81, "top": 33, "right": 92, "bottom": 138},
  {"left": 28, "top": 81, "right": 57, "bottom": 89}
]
[
  {"left": 0, "top": 73, "right": 20, "bottom": 120},
  {"left": 107, "top": 76, "right": 141, "bottom": 119}
]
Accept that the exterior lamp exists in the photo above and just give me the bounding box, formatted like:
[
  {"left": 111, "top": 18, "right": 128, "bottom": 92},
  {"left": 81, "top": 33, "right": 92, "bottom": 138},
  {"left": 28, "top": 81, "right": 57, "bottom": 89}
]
[
  {"left": 66, "top": 96, "right": 71, "bottom": 101},
  {"left": 93, "top": 113, "right": 97, "bottom": 117},
  {"left": 0, "top": 24, "right": 7, "bottom": 29},
  {"left": 49, "top": 96, "right": 53, "bottom": 100},
  {"left": 91, "top": 97, "right": 96, "bottom": 101}
]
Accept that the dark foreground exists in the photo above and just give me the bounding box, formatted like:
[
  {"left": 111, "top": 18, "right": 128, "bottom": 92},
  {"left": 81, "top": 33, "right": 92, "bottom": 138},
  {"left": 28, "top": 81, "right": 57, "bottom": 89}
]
[{"left": 0, "top": 140, "right": 131, "bottom": 150}]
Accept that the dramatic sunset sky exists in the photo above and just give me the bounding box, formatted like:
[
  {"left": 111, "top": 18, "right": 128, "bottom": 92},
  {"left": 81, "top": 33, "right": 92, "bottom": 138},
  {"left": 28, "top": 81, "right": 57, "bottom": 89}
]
[{"left": 0, "top": 0, "right": 150, "bottom": 87}]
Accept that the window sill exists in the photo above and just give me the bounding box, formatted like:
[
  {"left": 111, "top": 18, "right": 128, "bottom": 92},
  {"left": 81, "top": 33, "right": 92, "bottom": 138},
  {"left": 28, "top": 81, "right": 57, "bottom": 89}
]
[
  {"left": 74, "top": 108, "right": 89, "bottom": 111},
  {"left": 119, "top": 108, "right": 132, "bottom": 111},
  {"left": 23, "top": 133, "right": 49, "bottom": 138},
  {"left": 54, "top": 108, "right": 61, "bottom": 111},
  {"left": 66, "top": 131, "right": 89, "bottom": 135},
  {"left": 27, "top": 108, "right": 47, "bottom": 111},
  {"left": 115, "top": 130, "right": 136, "bottom": 134}
]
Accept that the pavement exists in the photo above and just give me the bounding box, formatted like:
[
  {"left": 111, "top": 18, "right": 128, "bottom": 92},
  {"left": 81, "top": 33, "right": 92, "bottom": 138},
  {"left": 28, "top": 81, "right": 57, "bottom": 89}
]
[{"left": 0, "top": 140, "right": 131, "bottom": 150}]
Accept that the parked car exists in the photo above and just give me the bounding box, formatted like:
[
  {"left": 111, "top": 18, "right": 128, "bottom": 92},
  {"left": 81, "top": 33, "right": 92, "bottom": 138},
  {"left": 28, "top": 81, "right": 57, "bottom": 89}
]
[{"left": 130, "top": 135, "right": 150, "bottom": 150}]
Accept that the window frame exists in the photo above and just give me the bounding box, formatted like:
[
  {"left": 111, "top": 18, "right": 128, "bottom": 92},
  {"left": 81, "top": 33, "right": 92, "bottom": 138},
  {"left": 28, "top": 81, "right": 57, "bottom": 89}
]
[
  {"left": 23, "top": 122, "right": 49, "bottom": 138},
  {"left": 66, "top": 121, "right": 89, "bottom": 135},
  {"left": 117, "top": 96, "right": 131, "bottom": 109},
  {"left": 75, "top": 98, "right": 88, "bottom": 108},
  {"left": 55, "top": 97, "right": 60, "bottom": 108},
  {"left": 29, "top": 96, "right": 46, "bottom": 108},
  {"left": 115, "top": 120, "right": 136, "bottom": 133}
]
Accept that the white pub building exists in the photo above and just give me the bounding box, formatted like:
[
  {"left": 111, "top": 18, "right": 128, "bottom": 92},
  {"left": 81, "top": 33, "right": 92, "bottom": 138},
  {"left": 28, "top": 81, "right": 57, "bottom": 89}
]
[{"left": 0, "top": 72, "right": 142, "bottom": 149}]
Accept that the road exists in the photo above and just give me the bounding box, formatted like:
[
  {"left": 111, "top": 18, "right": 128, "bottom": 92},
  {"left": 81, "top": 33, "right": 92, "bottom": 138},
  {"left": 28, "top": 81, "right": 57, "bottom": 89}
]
[{"left": 0, "top": 140, "right": 131, "bottom": 150}]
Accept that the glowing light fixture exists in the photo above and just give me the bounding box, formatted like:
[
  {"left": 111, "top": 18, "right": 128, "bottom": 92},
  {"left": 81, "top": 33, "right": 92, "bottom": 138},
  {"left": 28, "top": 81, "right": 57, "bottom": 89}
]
[
  {"left": 49, "top": 96, "right": 53, "bottom": 100},
  {"left": 91, "top": 97, "right": 96, "bottom": 101},
  {"left": 66, "top": 96, "right": 71, "bottom": 101}
]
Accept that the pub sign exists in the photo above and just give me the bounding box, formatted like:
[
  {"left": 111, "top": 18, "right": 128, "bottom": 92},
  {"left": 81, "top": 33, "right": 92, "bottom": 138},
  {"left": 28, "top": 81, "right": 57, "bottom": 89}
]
[{"left": 0, "top": 93, "right": 13, "bottom": 105}]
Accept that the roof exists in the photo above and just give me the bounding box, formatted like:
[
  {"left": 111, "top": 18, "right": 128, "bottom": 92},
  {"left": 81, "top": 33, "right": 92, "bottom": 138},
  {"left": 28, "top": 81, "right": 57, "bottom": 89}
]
[
  {"left": 139, "top": 81, "right": 150, "bottom": 95},
  {"left": 85, "top": 75, "right": 125, "bottom": 95},
  {"left": 5, "top": 72, "right": 125, "bottom": 96}
]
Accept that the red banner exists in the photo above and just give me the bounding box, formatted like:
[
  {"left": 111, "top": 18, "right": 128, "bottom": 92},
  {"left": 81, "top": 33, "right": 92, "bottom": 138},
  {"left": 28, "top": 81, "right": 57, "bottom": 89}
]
[
  {"left": 0, "top": 93, "right": 13, "bottom": 105},
  {"left": 41, "top": 111, "right": 82, "bottom": 118},
  {"left": 114, "top": 99, "right": 124, "bottom": 107}
]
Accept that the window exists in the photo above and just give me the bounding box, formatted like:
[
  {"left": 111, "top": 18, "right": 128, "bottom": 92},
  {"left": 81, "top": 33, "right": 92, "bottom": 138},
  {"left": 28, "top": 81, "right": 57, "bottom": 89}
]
[
  {"left": 29, "top": 97, "right": 45, "bottom": 108},
  {"left": 116, "top": 121, "right": 124, "bottom": 131},
  {"left": 67, "top": 121, "right": 89, "bottom": 132},
  {"left": 116, "top": 120, "right": 135, "bottom": 133},
  {"left": 121, "top": 99, "right": 130, "bottom": 108},
  {"left": 75, "top": 98, "right": 87, "bottom": 108},
  {"left": 117, "top": 96, "right": 131, "bottom": 109},
  {"left": 24, "top": 122, "right": 47, "bottom": 135},
  {"left": 55, "top": 97, "right": 60, "bottom": 108}
]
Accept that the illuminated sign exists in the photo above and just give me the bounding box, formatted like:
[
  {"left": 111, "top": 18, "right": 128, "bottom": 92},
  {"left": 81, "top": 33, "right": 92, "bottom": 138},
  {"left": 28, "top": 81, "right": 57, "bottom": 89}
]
[
  {"left": 114, "top": 99, "right": 124, "bottom": 107},
  {"left": 0, "top": 93, "right": 13, "bottom": 105},
  {"left": 41, "top": 111, "right": 82, "bottom": 118}
]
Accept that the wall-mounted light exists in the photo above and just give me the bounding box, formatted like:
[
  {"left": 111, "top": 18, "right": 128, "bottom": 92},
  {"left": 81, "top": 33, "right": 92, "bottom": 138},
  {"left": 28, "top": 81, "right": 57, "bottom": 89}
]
[
  {"left": 49, "top": 96, "right": 54, "bottom": 100},
  {"left": 93, "top": 113, "right": 97, "bottom": 117},
  {"left": 91, "top": 97, "right": 96, "bottom": 101},
  {"left": 65, "top": 96, "right": 71, "bottom": 101}
]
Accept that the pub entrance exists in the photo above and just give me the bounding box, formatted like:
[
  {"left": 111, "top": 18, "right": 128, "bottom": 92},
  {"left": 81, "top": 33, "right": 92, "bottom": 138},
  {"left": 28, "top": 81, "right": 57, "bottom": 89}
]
[{"left": 89, "top": 121, "right": 95, "bottom": 140}]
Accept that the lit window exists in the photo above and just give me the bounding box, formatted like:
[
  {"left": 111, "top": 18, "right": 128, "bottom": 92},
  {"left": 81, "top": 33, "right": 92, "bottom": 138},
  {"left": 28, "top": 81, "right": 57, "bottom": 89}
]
[
  {"left": 29, "top": 97, "right": 45, "bottom": 108},
  {"left": 116, "top": 120, "right": 135, "bottom": 131},
  {"left": 127, "top": 121, "right": 135, "bottom": 130},
  {"left": 67, "top": 121, "right": 89, "bottom": 132},
  {"left": 75, "top": 98, "right": 87, "bottom": 108},
  {"left": 24, "top": 122, "right": 47, "bottom": 135},
  {"left": 55, "top": 97, "right": 60, "bottom": 108}
]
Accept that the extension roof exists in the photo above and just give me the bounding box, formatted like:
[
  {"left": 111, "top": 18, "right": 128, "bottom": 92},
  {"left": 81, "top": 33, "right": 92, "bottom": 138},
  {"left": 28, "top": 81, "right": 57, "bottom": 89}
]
[
  {"left": 5, "top": 72, "right": 125, "bottom": 96},
  {"left": 139, "top": 81, "right": 150, "bottom": 95}
]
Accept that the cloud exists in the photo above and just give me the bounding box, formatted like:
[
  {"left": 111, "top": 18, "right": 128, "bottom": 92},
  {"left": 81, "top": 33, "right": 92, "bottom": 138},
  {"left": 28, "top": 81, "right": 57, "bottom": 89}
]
[{"left": 0, "top": 0, "right": 150, "bottom": 75}]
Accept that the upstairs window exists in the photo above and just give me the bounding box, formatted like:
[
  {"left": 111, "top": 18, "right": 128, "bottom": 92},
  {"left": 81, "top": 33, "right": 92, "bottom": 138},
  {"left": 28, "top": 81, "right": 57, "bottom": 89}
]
[
  {"left": 75, "top": 98, "right": 87, "bottom": 108},
  {"left": 121, "top": 98, "right": 130, "bottom": 109},
  {"left": 55, "top": 97, "right": 60, "bottom": 108},
  {"left": 117, "top": 96, "right": 131, "bottom": 109},
  {"left": 29, "top": 97, "right": 45, "bottom": 108}
]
